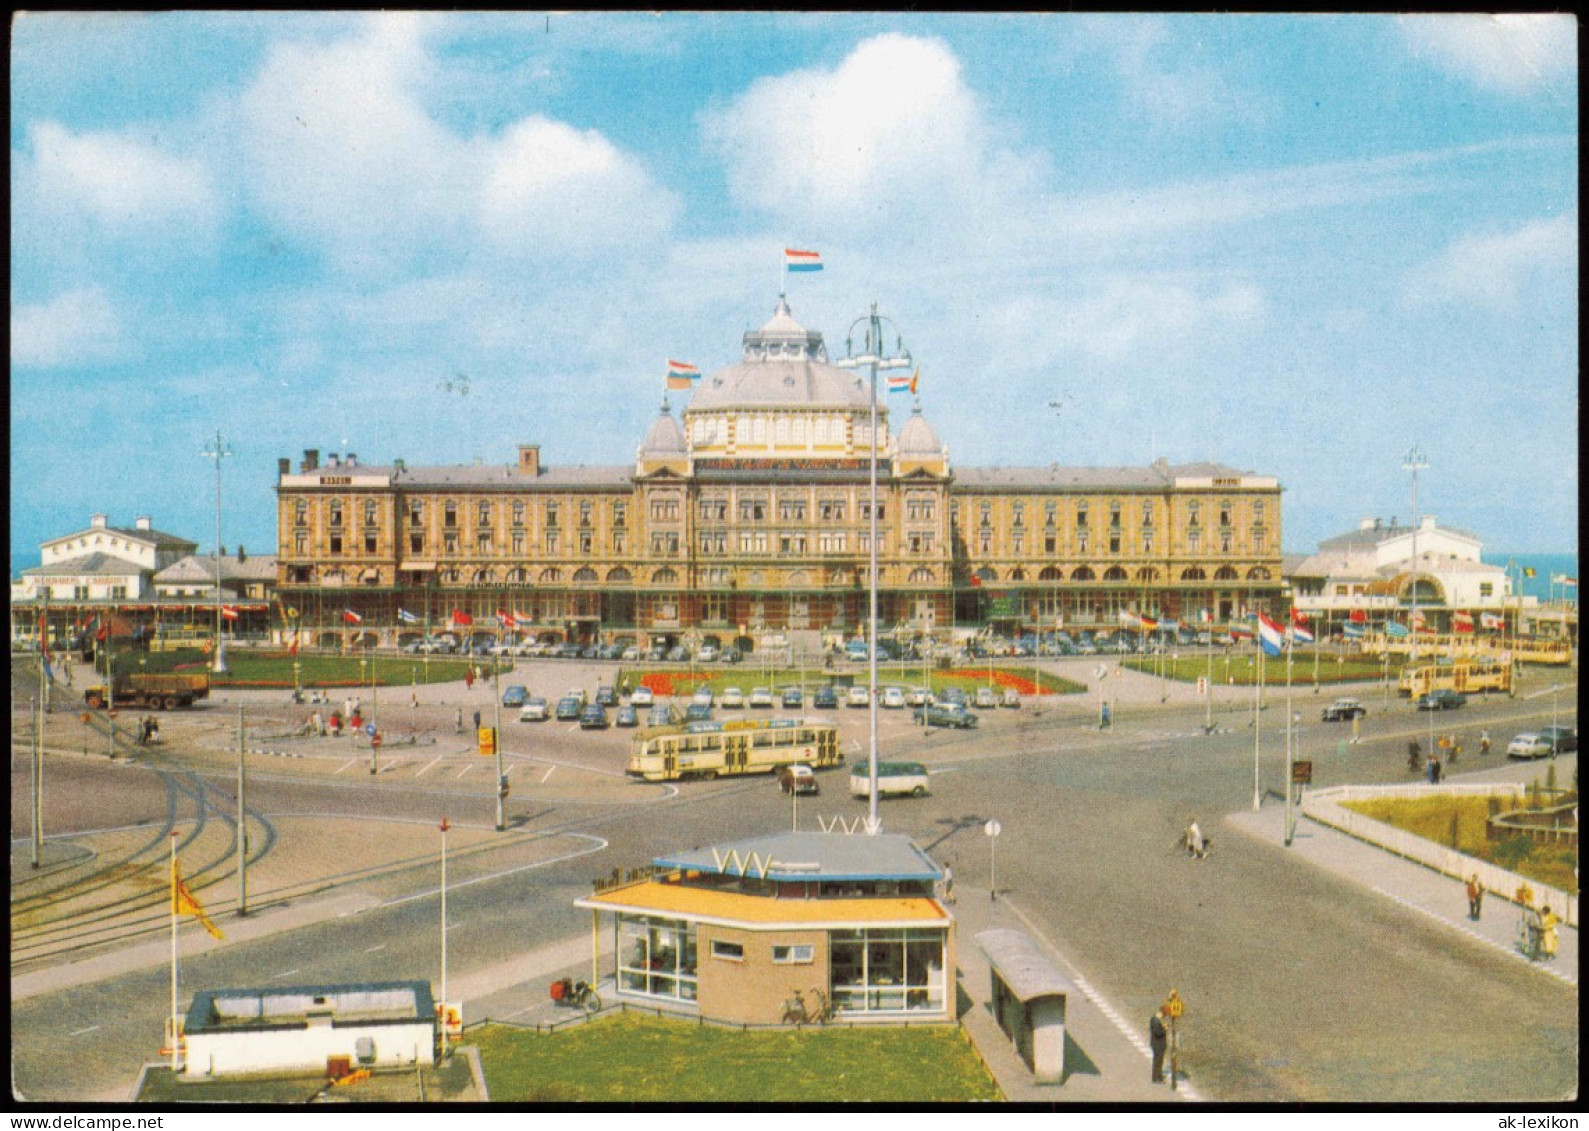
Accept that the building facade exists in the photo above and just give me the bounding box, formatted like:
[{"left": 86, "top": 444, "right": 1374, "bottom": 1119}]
[{"left": 273, "top": 298, "right": 1285, "bottom": 651}]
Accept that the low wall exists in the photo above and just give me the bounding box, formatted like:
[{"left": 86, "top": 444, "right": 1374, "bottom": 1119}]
[{"left": 1302, "top": 783, "right": 1577, "bottom": 928}]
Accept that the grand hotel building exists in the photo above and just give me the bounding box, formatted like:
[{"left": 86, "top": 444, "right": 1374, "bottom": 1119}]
[{"left": 274, "top": 298, "right": 1283, "bottom": 652}]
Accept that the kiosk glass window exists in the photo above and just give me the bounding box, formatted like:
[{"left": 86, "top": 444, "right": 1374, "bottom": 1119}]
[
  {"left": 617, "top": 914, "right": 698, "bottom": 1003},
  {"left": 828, "top": 927, "right": 946, "bottom": 1015}
]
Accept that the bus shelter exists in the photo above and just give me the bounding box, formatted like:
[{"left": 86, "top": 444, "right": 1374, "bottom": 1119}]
[{"left": 976, "top": 928, "right": 1074, "bottom": 1084}]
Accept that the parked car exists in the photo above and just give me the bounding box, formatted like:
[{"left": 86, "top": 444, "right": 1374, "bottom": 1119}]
[
  {"left": 813, "top": 686, "right": 839, "bottom": 709},
  {"left": 595, "top": 685, "right": 618, "bottom": 707},
  {"left": 1540, "top": 724, "right": 1578, "bottom": 754},
  {"left": 501, "top": 684, "right": 529, "bottom": 708},
  {"left": 1417, "top": 689, "right": 1467, "bottom": 711},
  {"left": 519, "top": 697, "right": 549, "bottom": 722},
  {"left": 647, "top": 646, "right": 668, "bottom": 662},
  {"left": 692, "top": 687, "right": 715, "bottom": 706},
  {"left": 697, "top": 645, "right": 721, "bottom": 663},
  {"left": 1507, "top": 732, "right": 1551, "bottom": 759},
  {"left": 914, "top": 704, "right": 978, "bottom": 729},
  {"left": 684, "top": 703, "right": 714, "bottom": 723},
  {"left": 579, "top": 704, "right": 609, "bottom": 729},
  {"left": 781, "top": 687, "right": 804, "bottom": 708},
  {"left": 749, "top": 687, "right": 774, "bottom": 708},
  {"left": 1321, "top": 698, "right": 1367, "bottom": 722},
  {"left": 720, "top": 647, "right": 743, "bottom": 663},
  {"left": 647, "top": 704, "right": 681, "bottom": 727},
  {"left": 938, "top": 687, "right": 968, "bottom": 708},
  {"left": 906, "top": 687, "right": 931, "bottom": 707},
  {"left": 880, "top": 687, "right": 907, "bottom": 709},
  {"left": 974, "top": 687, "right": 998, "bottom": 709},
  {"left": 630, "top": 686, "right": 655, "bottom": 707},
  {"left": 667, "top": 646, "right": 690, "bottom": 662},
  {"left": 554, "top": 696, "right": 583, "bottom": 721},
  {"left": 721, "top": 687, "right": 746, "bottom": 709},
  {"left": 847, "top": 686, "right": 871, "bottom": 708},
  {"left": 1000, "top": 688, "right": 1021, "bottom": 708},
  {"left": 620, "top": 646, "right": 640, "bottom": 661},
  {"left": 615, "top": 704, "right": 640, "bottom": 728},
  {"left": 779, "top": 764, "right": 819, "bottom": 796},
  {"left": 565, "top": 689, "right": 588, "bottom": 707}
]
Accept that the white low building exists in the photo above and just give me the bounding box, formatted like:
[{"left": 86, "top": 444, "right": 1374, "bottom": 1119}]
[
  {"left": 182, "top": 981, "right": 436, "bottom": 1078},
  {"left": 1289, "top": 515, "right": 1521, "bottom": 632},
  {"left": 12, "top": 514, "right": 196, "bottom": 606}
]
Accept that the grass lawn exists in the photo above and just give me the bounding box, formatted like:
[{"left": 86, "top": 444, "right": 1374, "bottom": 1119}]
[
  {"left": 1343, "top": 793, "right": 1578, "bottom": 894},
  {"left": 107, "top": 648, "right": 495, "bottom": 689},
  {"left": 621, "top": 665, "right": 1084, "bottom": 699},
  {"left": 469, "top": 1012, "right": 1001, "bottom": 1103},
  {"left": 1123, "top": 652, "right": 1390, "bottom": 686}
]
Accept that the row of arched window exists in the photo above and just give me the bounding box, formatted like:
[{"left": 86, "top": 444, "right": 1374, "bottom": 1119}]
[{"left": 977, "top": 564, "right": 1273, "bottom": 584}]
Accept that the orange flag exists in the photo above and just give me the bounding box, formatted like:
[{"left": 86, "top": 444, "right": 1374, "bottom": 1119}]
[{"left": 173, "top": 864, "right": 224, "bottom": 940}]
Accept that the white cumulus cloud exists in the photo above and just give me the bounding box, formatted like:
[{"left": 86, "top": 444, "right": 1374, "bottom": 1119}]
[
  {"left": 1399, "top": 14, "right": 1576, "bottom": 96},
  {"left": 701, "top": 33, "right": 995, "bottom": 229},
  {"left": 11, "top": 287, "right": 127, "bottom": 368},
  {"left": 237, "top": 13, "right": 676, "bottom": 274},
  {"left": 1405, "top": 213, "right": 1576, "bottom": 309},
  {"left": 22, "top": 120, "right": 220, "bottom": 232}
]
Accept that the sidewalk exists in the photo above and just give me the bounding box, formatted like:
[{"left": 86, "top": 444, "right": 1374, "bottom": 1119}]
[{"left": 1225, "top": 790, "right": 1577, "bottom": 990}]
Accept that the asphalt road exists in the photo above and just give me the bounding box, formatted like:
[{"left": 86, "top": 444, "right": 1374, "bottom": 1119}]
[{"left": 10, "top": 654, "right": 1579, "bottom": 1102}]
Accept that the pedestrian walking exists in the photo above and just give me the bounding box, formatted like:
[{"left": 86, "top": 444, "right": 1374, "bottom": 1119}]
[
  {"left": 1149, "top": 1010, "right": 1168, "bottom": 1083},
  {"left": 1466, "top": 874, "right": 1484, "bottom": 920},
  {"left": 455, "top": 707, "right": 463, "bottom": 735},
  {"left": 473, "top": 709, "right": 482, "bottom": 732},
  {"left": 1426, "top": 753, "right": 1440, "bottom": 785},
  {"left": 465, "top": 667, "right": 475, "bottom": 691},
  {"left": 1183, "top": 818, "right": 1206, "bottom": 859},
  {"left": 1479, "top": 730, "right": 1491, "bottom": 757},
  {"left": 941, "top": 863, "right": 955, "bottom": 904}
]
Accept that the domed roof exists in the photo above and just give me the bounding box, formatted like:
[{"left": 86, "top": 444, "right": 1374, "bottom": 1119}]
[
  {"left": 686, "top": 298, "right": 877, "bottom": 413},
  {"left": 896, "top": 407, "right": 943, "bottom": 456},
  {"left": 640, "top": 405, "right": 687, "bottom": 454}
]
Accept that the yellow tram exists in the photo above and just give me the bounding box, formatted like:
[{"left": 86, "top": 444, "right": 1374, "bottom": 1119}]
[
  {"left": 627, "top": 717, "right": 841, "bottom": 782},
  {"left": 1397, "top": 658, "right": 1513, "bottom": 698}
]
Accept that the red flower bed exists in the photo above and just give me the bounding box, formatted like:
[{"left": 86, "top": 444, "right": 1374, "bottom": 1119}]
[
  {"left": 945, "top": 670, "right": 1049, "bottom": 695},
  {"left": 640, "top": 672, "right": 706, "bottom": 697}
]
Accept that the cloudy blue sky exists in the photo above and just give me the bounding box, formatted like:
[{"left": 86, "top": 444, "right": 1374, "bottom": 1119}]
[{"left": 10, "top": 12, "right": 1578, "bottom": 570}]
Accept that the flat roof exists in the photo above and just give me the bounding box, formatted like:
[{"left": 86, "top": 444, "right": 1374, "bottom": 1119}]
[
  {"left": 184, "top": 980, "right": 434, "bottom": 1034},
  {"left": 976, "top": 929, "right": 1075, "bottom": 1002},
  {"left": 653, "top": 831, "right": 943, "bottom": 883},
  {"left": 577, "top": 878, "right": 949, "bottom": 929}
]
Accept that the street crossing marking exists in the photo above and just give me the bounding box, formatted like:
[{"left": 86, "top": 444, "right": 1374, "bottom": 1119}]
[
  {"left": 69, "top": 1025, "right": 101, "bottom": 1037},
  {"left": 416, "top": 754, "right": 445, "bottom": 777},
  {"left": 455, "top": 765, "right": 473, "bottom": 778},
  {"left": 1372, "top": 887, "right": 1577, "bottom": 987},
  {"left": 540, "top": 765, "right": 557, "bottom": 783},
  {"left": 269, "top": 969, "right": 300, "bottom": 980},
  {"left": 333, "top": 759, "right": 358, "bottom": 775}
]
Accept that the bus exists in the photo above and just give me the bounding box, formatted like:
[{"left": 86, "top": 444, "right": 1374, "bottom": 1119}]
[
  {"left": 1397, "top": 658, "right": 1513, "bottom": 698},
  {"left": 627, "top": 717, "right": 841, "bottom": 782}
]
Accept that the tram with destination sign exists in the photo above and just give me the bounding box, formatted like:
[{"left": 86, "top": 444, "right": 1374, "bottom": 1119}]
[{"left": 627, "top": 717, "right": 841, "bottom": 782}]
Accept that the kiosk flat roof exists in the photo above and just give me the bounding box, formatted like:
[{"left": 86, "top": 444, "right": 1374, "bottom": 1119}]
[
  {"left": 578, "top": 879, "right": 949, "bottom": 928},
  {"left": 653, "top": 831, "right": 943, "bottom": 883}
]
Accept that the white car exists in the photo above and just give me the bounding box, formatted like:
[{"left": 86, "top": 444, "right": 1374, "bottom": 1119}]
[
  {"left": 721, "top": 687, "right": 746, "bottom": 708},
  {"left": 1507, "top": 732, "right": 1551, "bottom": 759},
  {"left": 974, "top": 687, "right": 998, "bottom": 709},
  {"left": 518, "top": 697, "right": 549, "bottom": 721},
  {"left": 630, "top": 686, "right": 655, "bottom": 707},
  {"left": 698, "top": 645, "right": 721, "bottom": 662},
  {"left": 748, "top": 687, "right": 774, "bottom": 708},
  {"left": 880, "top": 687, "right": 907, "bottom": 709},
  {"left": 692, "top": 687, "right": 715, "bottom": 706},
  {"left": 847, "top": 686, "right": 871, "bottom": 708},
  {"left": 906, "top": 688, "right": 932, "bottom": 707}
]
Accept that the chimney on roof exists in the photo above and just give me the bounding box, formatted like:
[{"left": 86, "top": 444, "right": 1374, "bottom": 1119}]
[
  {"left": 1360, "top": 518, "right": 1376, "bottom": 531},
  {"left": 90, "top": 514, "right": 108, "bottom": 529},
  {"left": 328, "top": 453, "right": 340, "bottom": 468},
  {"left": 346, "top": 453, "right": 357, "bottom": 467},
  {"left": 1421, "top": 515, "right": 1436, "bottom": 530},
  {"left": 303, "top": 449, "right": 319, "bottom": 472},
  {"left": 237, "top": 545, "right": 246, "bottom": 563},
  {"left": 518, "top": 445, "right": 541, "bottom": 477},
  {"left": 394, "top": 458, "right": 405, "bottom": 473},
  {"left": 278, "top": 457, "right": 291, "bottom": 476},
  {"left": 135, "top": 516, "right": 152, "bottom": 531}
]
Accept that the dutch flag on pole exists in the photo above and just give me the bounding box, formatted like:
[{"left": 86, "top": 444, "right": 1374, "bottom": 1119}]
[
  {"left": 1257, "top": 612, "right": 1286, "bottom": 657},
  {"left": 784, "top": 248, "right": 823, "bottom": 272},
  {"left": 666, "top": 360, "right": 701, "bottom": 390},
  {"left": 887, "top": 370, "right": 918, "bottom": 395},
  {"left": 1289, "top": 608, "right": 1314, "bottom": 644}
]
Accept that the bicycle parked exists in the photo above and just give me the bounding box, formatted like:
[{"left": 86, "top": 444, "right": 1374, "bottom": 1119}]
[
  {"left": 549, "top": 977, "right": 601, "bottom": 1014},
  {"left": 780, "top": 988, "right": 832, "bottom": 1027}
]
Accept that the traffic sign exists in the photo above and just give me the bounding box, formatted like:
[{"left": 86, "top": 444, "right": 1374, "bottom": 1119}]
[
  {"left": 371, "top": 734, "right": 383, "bottom": 749},
  {"left": 984, "top": 819, "right": 1001, "bottom": 838},
  {"left": 1292, "top": 760, "right": 1313, "bottom": 784},
  {"left": 1163, "top": 990, "right": 1184, "bottom": 1019},
  {"left": 365, "top": 722, "right": 377, "bottom": 736}
]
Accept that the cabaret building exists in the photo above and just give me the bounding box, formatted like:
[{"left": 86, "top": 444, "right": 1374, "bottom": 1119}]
[{"left": 273, "top": 297, "right": 1284, "bottom": 651}]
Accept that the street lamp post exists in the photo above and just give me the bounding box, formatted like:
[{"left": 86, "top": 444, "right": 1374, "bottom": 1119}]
[
  {"left": 837, "top": 303, "right": 912, "bottom": 836},
  {"left": 1403, "top": 445, "right": 1427, "bottom": 664},
  {"left": 493, "top": 662, "right": 505, "bottom": 832},
  {"left": 202, "top": 430, "right": 232, "bottom": 674}
]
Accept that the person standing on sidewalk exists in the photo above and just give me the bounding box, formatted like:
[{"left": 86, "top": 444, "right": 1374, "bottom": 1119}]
[
  {"left": 1149, "top": 1009, "right": 1169, "bottom": 1083},
  {"left": 1539, "top": 906, "right": 1560, "bottom": 960},
  {"left": 455, "top": 706, "right": 463, "bottom": 735},
  {"left": 1466, "top": 874, "right": 1484, "bottom": 920}
]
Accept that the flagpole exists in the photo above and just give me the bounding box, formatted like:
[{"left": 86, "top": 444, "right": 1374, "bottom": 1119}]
[
  {"left": 1252, "top": 636, "right": 1263, "bottom": 810},
  {"left": 1284, "top": 636, "right": 1295, "bottom": 846},
  {"left": 170, "top": 831, "right": 180, "bottom": 1073}
]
